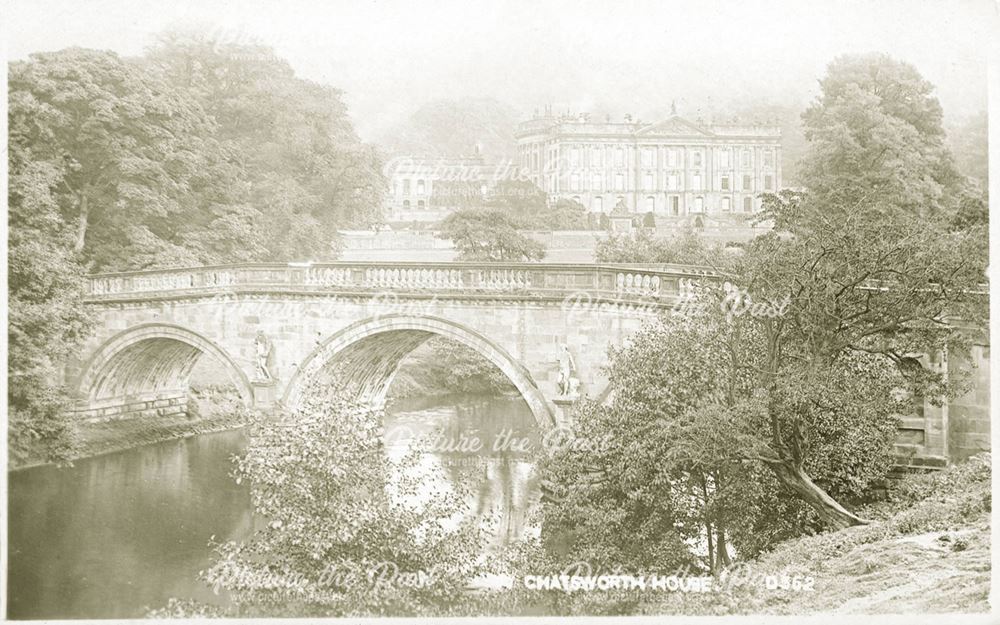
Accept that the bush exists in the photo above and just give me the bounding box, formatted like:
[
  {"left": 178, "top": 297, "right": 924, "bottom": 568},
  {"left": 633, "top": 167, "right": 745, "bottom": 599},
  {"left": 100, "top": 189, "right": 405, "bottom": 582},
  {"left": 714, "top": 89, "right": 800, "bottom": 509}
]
[{"left": 198, "top": 386, "right": 493, "bottom": 617}]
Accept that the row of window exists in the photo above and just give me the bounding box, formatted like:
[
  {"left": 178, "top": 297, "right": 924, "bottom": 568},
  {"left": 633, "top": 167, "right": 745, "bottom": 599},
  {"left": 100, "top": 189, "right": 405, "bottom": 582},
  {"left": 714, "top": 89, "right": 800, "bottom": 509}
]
[
  {"left": 567, "top": 172, "right": 774, "bottom": 192},
  {"left": 395, "top": 179, "right": 429, "bottom": 196},
  {"left": 577, "top": 195, "right": 758, "bottom": 214},
  {"left": 524, "top": 145, "right": 776, "bottom": 170}
]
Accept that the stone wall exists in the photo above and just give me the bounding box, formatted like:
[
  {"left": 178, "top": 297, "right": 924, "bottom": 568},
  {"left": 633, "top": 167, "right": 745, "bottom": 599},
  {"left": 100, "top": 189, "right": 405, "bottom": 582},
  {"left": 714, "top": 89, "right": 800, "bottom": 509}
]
[
  {"left": 72, "top": 390, "right": 188, "bottom": 424},
  {"left": 948, "top": 343, "right": 991, "bottom": 461}
]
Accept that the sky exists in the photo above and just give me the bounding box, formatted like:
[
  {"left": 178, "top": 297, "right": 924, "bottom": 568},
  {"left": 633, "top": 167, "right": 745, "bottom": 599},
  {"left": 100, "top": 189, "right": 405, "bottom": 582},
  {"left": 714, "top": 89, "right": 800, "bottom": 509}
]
[{"left": 6, "top": 0, "right": 997, "bottom": 141}]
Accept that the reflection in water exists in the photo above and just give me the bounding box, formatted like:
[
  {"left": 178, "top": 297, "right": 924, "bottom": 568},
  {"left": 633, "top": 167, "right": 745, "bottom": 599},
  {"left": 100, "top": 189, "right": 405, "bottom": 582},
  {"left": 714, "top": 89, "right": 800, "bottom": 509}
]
[
  {"left": 384, "top": 394, "right": 542, "bottom": 547},
  {"left": 7, "top": 430, "right": 253, "bottom": 620},
  {"left": 7, "top": 395, "right": 541, "bottom": 619}
]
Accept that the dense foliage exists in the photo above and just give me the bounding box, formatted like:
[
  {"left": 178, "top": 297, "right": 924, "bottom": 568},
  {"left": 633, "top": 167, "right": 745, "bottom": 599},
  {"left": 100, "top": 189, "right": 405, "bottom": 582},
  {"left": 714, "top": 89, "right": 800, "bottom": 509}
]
[
  {"left": 199, "top": 389, "right": 491, "bottom": 617},
  {"left": 391, "top": 337, "right": 518, "bottom": 399},
  {"left": 437, "top": 208, "right": 546, "bottom": 261},
  {"left": 484, "top": 180, "right": 590, "bottom": 230},
  {"left": 594, "top": 227, "right": 725, "bottom": 267},
  {"left": 379, "top": 97, "right": 520, "bottom": 163},
  {"left": 7, "top": 33, "right": 384, "bottom": 463},
  {"left": 147, "top": 30, "right": 385, "bottom": 259},
  {"left": 7, "top": 141, "right": 93, "bottom": 464}
]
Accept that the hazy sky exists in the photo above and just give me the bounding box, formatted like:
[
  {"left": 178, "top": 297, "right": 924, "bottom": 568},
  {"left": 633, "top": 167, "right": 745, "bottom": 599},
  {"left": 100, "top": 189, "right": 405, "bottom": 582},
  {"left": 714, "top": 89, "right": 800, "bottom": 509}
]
[{"left": 7, "top": 0, "right": 997, "bottom": 140}]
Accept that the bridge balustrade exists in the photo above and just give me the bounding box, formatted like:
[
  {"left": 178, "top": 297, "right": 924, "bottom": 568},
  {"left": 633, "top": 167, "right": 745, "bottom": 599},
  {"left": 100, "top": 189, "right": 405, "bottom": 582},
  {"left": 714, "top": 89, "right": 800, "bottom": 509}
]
[{"left": 85, "top": 262, "right": 720, "bottom": 306}]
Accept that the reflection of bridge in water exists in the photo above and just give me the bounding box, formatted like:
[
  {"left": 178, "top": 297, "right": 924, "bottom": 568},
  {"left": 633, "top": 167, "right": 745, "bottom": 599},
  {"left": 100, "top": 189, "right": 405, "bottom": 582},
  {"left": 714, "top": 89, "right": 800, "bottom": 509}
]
[{"left": 69, "top": 261, "right": 718, "bottom": 429}]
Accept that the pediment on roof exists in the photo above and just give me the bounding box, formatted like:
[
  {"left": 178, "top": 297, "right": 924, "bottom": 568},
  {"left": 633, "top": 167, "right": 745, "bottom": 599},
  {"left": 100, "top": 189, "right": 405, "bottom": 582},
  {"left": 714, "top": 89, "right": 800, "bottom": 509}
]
[{"left": 637, "top": 116, "right": 714, "bottom": 137}]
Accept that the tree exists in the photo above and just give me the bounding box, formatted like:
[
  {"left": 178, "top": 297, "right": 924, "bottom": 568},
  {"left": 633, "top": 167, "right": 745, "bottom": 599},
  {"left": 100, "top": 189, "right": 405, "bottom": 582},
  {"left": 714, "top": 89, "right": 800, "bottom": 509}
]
[
  {"left": 8, "top": 48, "right": 260, "bottom": 271},
  {"left": 594, "top": 227, "right": 724, "bottom": 267},
  {"left": 798, "top": 53, "right": 963, "bottom": 216},
  {"left": 437, "top": 208, "right": 545, "bottom": 261},
  {"left": 391, "top": 336, "right": 518, "bottom": 398},
  {"left": 482, "top": 180, "right": 590, "bottom": 230},
  {"left": 146, "top": 29, "right": 386, "bottom": 260},
  {"left": 199, "top": 388, "right": 491, "bottom": 617},
  {"left": 378, "top": 97, "right": 520, "bottom": 163},
  {"left": 7, "top": 148, "right": 93, "bottom": 464},
  {"left": 947, "top": 110, "right": 988, "bottom": 188},
  {"left": 727, "top": 54, "right": 987, "bottom": 528}
]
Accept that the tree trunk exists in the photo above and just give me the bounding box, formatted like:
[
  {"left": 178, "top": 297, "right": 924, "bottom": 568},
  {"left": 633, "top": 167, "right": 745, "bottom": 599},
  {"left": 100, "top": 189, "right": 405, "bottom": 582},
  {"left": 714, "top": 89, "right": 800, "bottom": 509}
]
[
  {"left": 715, "top": 524, "right": 732, "bottom": 569},
  {"left": 73, "top": 193, "right": 89, "bottom": 253},
  {"left": 763, "top": 458, "right": 869, "bottom": 529},
  {"left": 705, "top": 519, "right": 715, "bottom": 574}
]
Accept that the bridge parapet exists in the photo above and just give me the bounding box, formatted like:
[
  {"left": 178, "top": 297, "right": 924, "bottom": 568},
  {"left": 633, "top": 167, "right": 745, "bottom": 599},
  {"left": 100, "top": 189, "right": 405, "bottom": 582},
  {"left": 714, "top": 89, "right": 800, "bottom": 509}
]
[{"left": 85, "top": 262, "right": 721, "bottom": 306}]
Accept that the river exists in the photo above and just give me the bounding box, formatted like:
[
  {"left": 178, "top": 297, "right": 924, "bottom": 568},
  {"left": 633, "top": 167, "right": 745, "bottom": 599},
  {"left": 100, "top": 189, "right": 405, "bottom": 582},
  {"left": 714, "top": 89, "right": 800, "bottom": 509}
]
[{"left": 6, "top": 394, "right": 540, "bottom": 619}]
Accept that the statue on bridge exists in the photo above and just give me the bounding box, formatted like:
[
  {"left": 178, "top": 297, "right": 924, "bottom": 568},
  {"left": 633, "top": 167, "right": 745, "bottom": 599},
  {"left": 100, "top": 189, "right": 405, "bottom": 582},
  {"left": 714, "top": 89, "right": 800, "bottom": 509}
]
[
  {"left": 557, "top": 344, "right": 578, "bottom": 397},
  {"left": 254, "top": 331, "right": 273, "bottom": 381}
]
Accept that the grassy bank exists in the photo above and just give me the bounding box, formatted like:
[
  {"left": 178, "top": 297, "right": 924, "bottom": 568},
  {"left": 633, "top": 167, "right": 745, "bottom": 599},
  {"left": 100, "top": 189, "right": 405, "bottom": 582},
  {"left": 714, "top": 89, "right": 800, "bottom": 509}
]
[{"left": 640, "top": 453, "right": 991, "bottom": 615}]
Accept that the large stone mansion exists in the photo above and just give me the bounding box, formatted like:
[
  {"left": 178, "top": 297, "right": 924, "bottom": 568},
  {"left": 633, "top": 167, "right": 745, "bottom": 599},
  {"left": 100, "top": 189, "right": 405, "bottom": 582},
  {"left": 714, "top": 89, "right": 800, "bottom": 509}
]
[{"left": 515, "top": 110, "right": 782, "bottom": 216}]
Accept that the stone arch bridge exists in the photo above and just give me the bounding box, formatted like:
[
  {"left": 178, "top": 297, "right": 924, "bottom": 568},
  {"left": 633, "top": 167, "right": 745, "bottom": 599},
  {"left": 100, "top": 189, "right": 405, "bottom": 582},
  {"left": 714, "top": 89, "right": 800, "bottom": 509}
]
[{"left": 68, "top": 262, "right": 716, "bottom": 429}]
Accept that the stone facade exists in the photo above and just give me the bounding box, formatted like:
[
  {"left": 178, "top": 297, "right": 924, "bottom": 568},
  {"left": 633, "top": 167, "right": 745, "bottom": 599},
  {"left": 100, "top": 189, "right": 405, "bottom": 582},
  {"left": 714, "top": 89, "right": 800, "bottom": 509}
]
[
  {"left": 515, "top": 111, "right": 782, "bottom": 215},
  {"left": 384, "top": 155, "right": 494, "bottom": 222}
]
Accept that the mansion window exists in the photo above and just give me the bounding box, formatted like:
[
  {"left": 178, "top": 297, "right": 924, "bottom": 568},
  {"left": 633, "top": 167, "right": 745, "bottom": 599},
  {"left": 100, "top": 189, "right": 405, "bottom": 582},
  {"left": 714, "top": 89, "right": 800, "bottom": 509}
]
[
  {"left": 764, "top": 175, "right": 774, "bottom": 191},
  {"left": 692, "top": 151, "right": 703, "bottom": 167},
  {"left": 641, "top": 148, "right": 653, "bottom": 167},
  {"left": 722, "top": 197, "right": 731, "bottom": 211},
  {"left": 614, "top": 148, "right": 625, "bottom": 167},
  {"left": 721, "top": 175, "right": 730, "bottom": 191},
  {"left": 694, "top": 196, "right": 704, "bottom": 212},
  {"left": 742, "top": 174, "right": 752, "bottom": 190},
  {"left": 592, "top": 147, "right": 603, "bottom": 166},
  {"left": 692, "top": 173, "right": 702, "bottom": 190},
  {"left": 646, "top": 196, "right": 656, "bottom": 212},
  {"left": 741, "top": 149, "right": 751, "bottom": 168},
  {"left": 571, "top": 173, "right": 581, "bottom": 191},
  {"left": 669, "top": 195, "right": 680, "bottom": 215},
  {"left": 743, "top": 196, "right": 753, "bottom": 212},
  {"left": 667, "top": 149, "right": 678, "bottom": 167},
  {"left": 643, "top": 173, "right": 654, "bottom": 191},
  {"left": 570, "top": 147, "right": 581, "bottom": 167},
  {"left": 417, "top": 200, "right": 425, "bottom": 209},
  {"left": 416, "top": 179, "right": 425, "bottom": 195},
  {"left": 614, "top": 173, "right": 625, "bottom": 191},
  {"left": 592, "top": 173, "right": 603, "bottom": 191},
  {"left": 667, "top": 174, "right": 679, "bottom": 190},
  {"left": 592, "top": 196, "right": 604, "bottom": 212},
  {"left": 403, "top": 200, "right": 410, "bottom": 209},
  {"left": 720, "top": 149, "right": 731, "bottom": 168},
  {"left": 403, "top": 179, "right": 411, "bottom": 194},
  {"left": 764, "top": 149, "right": 774, "bottom": 167}
]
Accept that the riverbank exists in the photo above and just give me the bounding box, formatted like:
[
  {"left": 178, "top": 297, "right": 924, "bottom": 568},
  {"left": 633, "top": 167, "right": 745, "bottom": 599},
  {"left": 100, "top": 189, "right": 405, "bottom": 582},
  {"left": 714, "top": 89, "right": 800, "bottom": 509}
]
[
  {"left": 636, "top": 453, "right": 992, "bottom": 615},
  {"left": 10, "top": 385, "right": 251, "bottom": 471}
]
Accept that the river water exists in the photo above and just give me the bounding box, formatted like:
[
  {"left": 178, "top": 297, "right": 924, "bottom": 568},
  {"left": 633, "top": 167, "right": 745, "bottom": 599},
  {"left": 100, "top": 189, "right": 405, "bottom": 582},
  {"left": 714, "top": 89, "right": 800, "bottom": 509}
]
[{"left": 7, "top": 394, "right": 540, "bottom": 619}]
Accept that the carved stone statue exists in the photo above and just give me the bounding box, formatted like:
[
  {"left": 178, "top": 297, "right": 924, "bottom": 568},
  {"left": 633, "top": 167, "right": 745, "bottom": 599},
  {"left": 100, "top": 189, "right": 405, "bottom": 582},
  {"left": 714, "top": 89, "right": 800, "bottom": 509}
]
[
  {"left": 557, "top": 344, "right": 577, "bottom": 396},
  {"left": 254, "top": 330, "right": 273, "bottom": 381}
]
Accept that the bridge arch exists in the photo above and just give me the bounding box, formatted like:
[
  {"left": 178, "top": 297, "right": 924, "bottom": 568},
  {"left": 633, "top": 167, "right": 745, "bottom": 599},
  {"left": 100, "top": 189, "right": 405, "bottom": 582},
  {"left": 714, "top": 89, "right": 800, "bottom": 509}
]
[
  {"left": 283, "top": 314, "right": 557, "bottom": 430},
  {"left": 74, "top": 323, "right": 254, "bottom": 409}
]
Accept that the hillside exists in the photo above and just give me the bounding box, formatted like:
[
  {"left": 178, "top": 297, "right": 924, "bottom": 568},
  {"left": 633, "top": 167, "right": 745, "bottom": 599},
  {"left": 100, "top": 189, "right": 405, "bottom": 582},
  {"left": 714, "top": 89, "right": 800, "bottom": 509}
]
[
  {"left": 377, "top": 97, "right": 521, "bottom": 162},
  {"left": 645, "top": 453, "right": 991, "bottom": 615}
]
